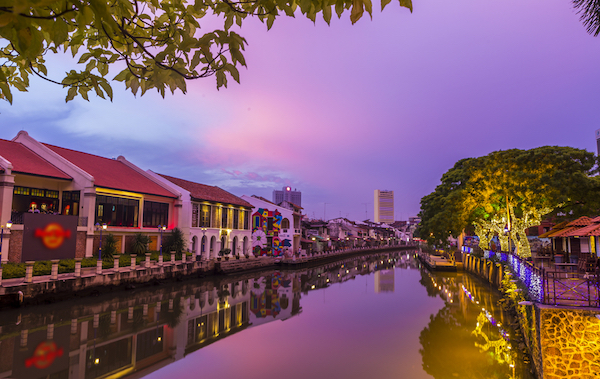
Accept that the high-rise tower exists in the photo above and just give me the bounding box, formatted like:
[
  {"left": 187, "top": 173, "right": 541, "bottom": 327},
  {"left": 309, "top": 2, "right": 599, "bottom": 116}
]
[
  {"left": 273, "top": 186, "right": 302, "bottom": 207},
  {"left": 374, "top": 190, "right": 394, "bottom": 224}
]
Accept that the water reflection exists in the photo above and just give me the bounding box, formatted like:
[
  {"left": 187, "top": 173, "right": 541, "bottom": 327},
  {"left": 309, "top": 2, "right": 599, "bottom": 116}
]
[
  {"left": 418, "top": 269, "right": 533, "bottom": 379},
  {"left": 0, "top": 252, "right": 533, "bottom": 379}
]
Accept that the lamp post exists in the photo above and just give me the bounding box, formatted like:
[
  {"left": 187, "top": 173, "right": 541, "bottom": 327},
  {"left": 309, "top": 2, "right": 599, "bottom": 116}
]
[
  {"left": 95, "top": 223, "right": 107, "bottom": 260},
  {"left": 158, "top": 225, "right": 166, "bottom": 255},
  {"left": 0, "top": 220, "right": 12, "bottom": 266}
]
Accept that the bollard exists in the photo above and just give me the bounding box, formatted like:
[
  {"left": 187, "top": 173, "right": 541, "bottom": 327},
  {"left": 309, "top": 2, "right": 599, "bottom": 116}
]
[
  {"left": 113, "top": 254, "right": 120, "bottom": 271},
  {"left": 51, "top": 259, "right": 60, "bottom": 280},
  {"left": 182, "top": 253, "right": 186, "bottom": 264},
  {"left": 75, "top": 258, "right": 82, "bottom": 277},
  {"left": 145, "top": 253, "right": 151, "bottom": 268},
  {"left": 25, "top": 261, "right": 34, "bottom": 283},
  {"left": 170, "top": 251, "right": 176, "bottom": 264},
  {"left": 96, "top": 260, "right": 103, "bottom": 275},
  {"left": 158, "top": 254, "right": 163, "bottom": 265},
  {"left": 130, "top": 254, "right": 137, "bottom": 270}
]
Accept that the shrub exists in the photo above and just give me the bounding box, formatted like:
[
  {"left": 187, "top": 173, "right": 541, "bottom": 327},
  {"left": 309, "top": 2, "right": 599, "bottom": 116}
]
[
  {"left": 132, "top": 233, "right": 151, "bottom": 255},
  {"left": 1, "top": 262, "right": 25, "bottom": 279},
  {"left": 163, "top": 228, "right": 186, "bottom": 258},
  {"left": 100, "top": 233, "right": 117, "bottom": 261}
]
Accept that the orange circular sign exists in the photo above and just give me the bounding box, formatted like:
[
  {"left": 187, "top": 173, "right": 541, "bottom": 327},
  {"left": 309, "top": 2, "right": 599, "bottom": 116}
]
[
  {"left": 35, "top": 223, "right": 71, "bottom": 249},
  {"left": 25, "top": 341, "right": 64, "bottom": 369}
]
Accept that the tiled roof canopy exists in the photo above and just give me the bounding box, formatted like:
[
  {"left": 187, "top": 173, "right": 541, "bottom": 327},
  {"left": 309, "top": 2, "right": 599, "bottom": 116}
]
[
  {"left": 0, "top": 139, "right": 71, "bottom": 180},
  {"left": 45, "top": 144, "right": 176, "bottom": 198},
  {"left": 159, "top": 174, "right": 252, "bottom": 208}
]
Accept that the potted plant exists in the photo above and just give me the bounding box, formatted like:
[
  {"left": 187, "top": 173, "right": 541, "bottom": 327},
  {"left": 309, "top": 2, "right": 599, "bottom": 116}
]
[{"left": 219, "top": 248, "right": 231, "bottom": 261}]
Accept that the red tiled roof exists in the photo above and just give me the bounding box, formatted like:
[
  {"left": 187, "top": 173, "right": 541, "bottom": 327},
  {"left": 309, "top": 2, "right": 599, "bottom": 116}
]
[
  {"left": 45, "top": 144, "right": 176, "bottom": 198},
  {"left": 0, "top": 139, "right": 71, "bottom": 180},
  {"left": 548, "top": 227, "right": 579, "bottom": 238},
  {"left": 566, "top": 216, "right": 593, "bottom": 227},
  {"left": 538, "top": 220, "right": 569, "bottom": 238},
  {"left": 158, "top": 174, "right": 252, "bottom": 208},
  {"left": 563, "top": 223, "right": 600, "bottom": 237}
]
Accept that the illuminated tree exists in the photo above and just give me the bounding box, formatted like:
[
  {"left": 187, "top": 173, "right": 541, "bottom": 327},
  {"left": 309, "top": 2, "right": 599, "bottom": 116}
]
[
  {"left": 419, "top": 147, "right": 599, "bottom": 257},
  {"left": 0, "top": 0, "right": 412, "bottom": 103},
  {"left": 469, "top": 147, "right": 598, "bottom": 258}
]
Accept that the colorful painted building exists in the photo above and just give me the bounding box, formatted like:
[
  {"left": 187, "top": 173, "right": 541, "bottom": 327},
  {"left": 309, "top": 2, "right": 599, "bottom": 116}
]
[{"left": 240, "top": 195, "right": 299, "bottom": 257}]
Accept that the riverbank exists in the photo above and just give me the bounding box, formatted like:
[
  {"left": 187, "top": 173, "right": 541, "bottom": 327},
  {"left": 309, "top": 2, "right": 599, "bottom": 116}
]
[
  {"left": 462, "top": 253, "right": 600, "bottom": 379},
  {"left": 0, "top": 245, "right": 415, "bottom": 307}
]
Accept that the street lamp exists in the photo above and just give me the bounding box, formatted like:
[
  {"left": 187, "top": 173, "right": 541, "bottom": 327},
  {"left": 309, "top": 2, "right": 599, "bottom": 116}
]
[
  {"left": 95, "top": 223, "right": 107, "bottom": 261},
  {"left": 0, "top": 221, "right": 12, "bottom": 266},
  {"left": 158, "top": 225, "right": 166, "bottom": 255}
]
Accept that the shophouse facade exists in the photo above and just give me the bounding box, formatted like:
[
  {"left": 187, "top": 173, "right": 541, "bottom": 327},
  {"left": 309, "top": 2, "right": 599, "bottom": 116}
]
[
  {"left": 0, "top": 131, "right": 180, "bottom": 262},
  {"left": 150, "top": 173, "right": 253, "bottom": 259},
  {"left": 240, "top": 195, "right": 299, "bottom": 257}
]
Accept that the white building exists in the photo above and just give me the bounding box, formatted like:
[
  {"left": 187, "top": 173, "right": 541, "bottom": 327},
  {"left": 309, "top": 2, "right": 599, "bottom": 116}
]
[
  {"left": 149, "top": 173, "right": 253, "bottom": 259},
  {"left": 241, "top": 195, "right": 300, "bottom": 257},
  {"left": 374, "top": 190, "right": 394, "bottom": 224}
]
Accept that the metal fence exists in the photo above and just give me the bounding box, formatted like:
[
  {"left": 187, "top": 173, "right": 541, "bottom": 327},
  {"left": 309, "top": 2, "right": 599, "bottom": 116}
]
[{"left": 505, "top": 252, "right": 600, "bottom": 308}]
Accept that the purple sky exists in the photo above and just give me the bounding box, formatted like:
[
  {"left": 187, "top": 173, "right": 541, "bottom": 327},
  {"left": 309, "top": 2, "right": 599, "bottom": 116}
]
[{"left": 2, "top": 0, "right": 599, "bottom": 222}]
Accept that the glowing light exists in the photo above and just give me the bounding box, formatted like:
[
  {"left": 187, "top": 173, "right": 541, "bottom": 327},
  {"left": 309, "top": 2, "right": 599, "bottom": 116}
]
[{"left": 94, "top": 358, "right": 100, "bottom": 365}]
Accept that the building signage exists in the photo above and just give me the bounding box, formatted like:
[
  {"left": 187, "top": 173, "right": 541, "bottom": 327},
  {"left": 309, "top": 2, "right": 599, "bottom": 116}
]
[
  {"left": 12, "top": 325, "right": 70, "bottom": 379},
  {"left": 22, "top": 213, "right": 78, "bottom": 262}
]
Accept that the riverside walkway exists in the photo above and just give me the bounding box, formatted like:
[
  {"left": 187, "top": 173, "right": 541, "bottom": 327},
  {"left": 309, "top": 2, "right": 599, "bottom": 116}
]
[{"left": 0, "top": 244, "right": 415, "bottom": 306}]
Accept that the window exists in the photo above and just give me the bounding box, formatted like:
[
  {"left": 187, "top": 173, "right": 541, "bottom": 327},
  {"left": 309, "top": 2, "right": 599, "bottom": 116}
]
[
  {"left": 192, "top": 204, "right": 199, "bottom": 227},
  {"left": 267, "top": 217, "right": 274, "bottom": 231},
  {"left": 233, "top": 209, "right": 239, "bottom": 230},
  {"left": 95, "top": 195, "right": 139, "bottom": 227},
  {"left": 212, "top": 206, "right": 220, "bottom": 228},
  {"left": 12, "top": 185, "right": 59, "bottom": 214},
  {"left": 282, "top": 218, "right": 290, "bottom": 229},
  {"left": 143, "top": 201, "right": 169, "bottom": 227},
  {"left": 243, "top": 210, "right": 249, "bottom": 230},
  {"left": 62, "top": 190, "right": 80, "bottom": 216},
  {"left": 200, "top": 205, "right": 211, "bottom": 227},
  {"left": 221, "top": 208, "right": 228, "bottom": 229}
]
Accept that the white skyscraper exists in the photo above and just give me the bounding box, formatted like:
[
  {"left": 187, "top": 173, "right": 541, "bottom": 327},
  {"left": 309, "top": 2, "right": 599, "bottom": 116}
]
[{"left": 374, "top": 190, "right": 394, "bottom": 224}]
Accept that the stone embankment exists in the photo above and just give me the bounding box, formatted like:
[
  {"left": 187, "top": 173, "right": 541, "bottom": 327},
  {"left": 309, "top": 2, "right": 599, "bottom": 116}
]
[{"left": 0, "top": 245, "right": 415, "bottom": 307}]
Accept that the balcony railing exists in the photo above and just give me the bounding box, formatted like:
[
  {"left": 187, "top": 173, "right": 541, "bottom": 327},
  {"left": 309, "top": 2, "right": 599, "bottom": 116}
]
[{"left": 9, "top": 211, "right": 88, "bottom": 227}]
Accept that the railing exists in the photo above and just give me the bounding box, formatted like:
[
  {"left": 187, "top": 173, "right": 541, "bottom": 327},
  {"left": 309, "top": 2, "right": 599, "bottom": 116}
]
[
  {"left": 500, "top": 251, "right": 599, "bottom": 308},
  {"left": 9, "top": 212, "right": 88, "bottom": 227},
  {"left": 544, "top": 270, "right": 600, "bottom": 307}
]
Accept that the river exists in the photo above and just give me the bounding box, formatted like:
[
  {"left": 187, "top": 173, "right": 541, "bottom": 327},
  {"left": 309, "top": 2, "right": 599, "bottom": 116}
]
[{"left": 0, "top": 251, "right": 535, "bottom": 379}]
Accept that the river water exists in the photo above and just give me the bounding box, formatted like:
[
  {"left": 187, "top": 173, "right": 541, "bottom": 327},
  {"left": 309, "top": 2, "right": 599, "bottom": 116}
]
[{"left": 0, "top": 251, "right": 534, "bottom": 379}]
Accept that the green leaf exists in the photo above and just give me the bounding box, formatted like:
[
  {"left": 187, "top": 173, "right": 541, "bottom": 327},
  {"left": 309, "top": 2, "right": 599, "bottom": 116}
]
[
  {"left": 99, "top": 80, "right": 113, "bottom": 101},
  {"left": 65, "top": 86, "right": 77, "bottom": 103},
  {"left": 78, "top": 86, "right": 90, "bottom": 101},
  {"left": 323, "top": 5, "right": 332, "bottom": 24},
  {"left": 399, "top": 0, "right": 413, "bottom": 11},
  {"left": 381, "top": 0, "right": 392, "bottom": 10}
]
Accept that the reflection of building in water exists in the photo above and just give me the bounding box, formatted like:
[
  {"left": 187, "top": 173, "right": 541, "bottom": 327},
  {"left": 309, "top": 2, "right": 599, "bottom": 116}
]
[
  {"left": 374, "top": 270, "right": 395, "bottom": 293},
  {"left": 250, "top": 272, "right": 301, "bottom": 327},
  {"left": 0, "top": 252, "right": 416, "bottom": 379}
]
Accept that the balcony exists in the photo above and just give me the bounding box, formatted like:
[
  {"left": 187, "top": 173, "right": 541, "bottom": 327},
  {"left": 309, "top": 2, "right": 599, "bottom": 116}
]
[{"left": 10, "top": 211, "right": 88, "bottom": 226}]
